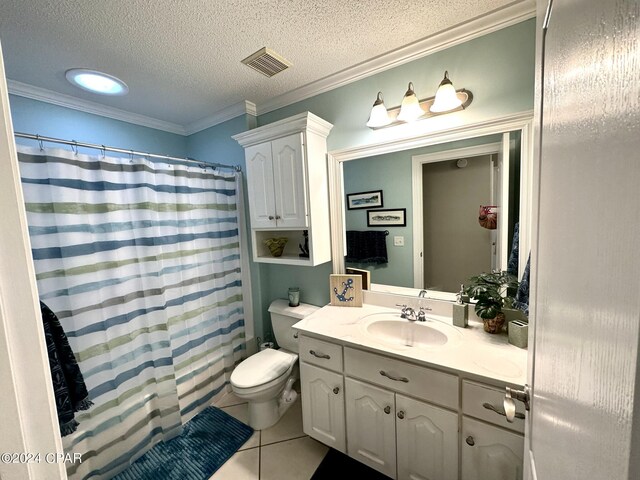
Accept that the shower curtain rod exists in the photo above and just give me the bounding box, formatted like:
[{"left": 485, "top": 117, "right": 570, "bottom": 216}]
[{"left": 14, "top": 132, "right": 242, "bottom": 172}]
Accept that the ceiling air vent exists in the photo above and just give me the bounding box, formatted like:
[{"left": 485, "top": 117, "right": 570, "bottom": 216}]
[{"left": 241, "top": 47, "right": 292, "bottom": 77}]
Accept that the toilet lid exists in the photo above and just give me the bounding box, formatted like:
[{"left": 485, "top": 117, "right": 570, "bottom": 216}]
[{"left": 230, "top": 349, "right": 296, "bottom": 389}]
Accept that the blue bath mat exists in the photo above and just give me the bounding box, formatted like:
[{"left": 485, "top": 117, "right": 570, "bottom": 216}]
[{"left": 113, "top": 406, "right": 253, "bottom": 480}]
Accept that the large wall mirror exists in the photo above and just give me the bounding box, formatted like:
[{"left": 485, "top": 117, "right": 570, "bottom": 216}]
[{"left": 328, "top": 112, "right": 534, "bottom": 299}]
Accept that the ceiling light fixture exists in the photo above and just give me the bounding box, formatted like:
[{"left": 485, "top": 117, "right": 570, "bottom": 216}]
[
  {"left": 366, "top": 71, "right": 472, "bottom": 129},
  {"left": 65, "top": 69, "right": 129, "bottom": 96}
]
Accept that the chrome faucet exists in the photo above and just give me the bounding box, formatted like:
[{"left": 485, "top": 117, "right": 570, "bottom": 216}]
[
  {"left": 418, "top": 290, "right": 428, "bottom": 298},
  {"left": 396, "top": 304, "right": 431, "bottom": 322}
]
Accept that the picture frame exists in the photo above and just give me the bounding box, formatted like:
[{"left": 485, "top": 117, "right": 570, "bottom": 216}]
[
  {"left": 345, "top": 267, "right": 371, "bottom": 290},
  {"left": 346, "top": 190, "right": 384, "bottom": 210},
  {"left": 367, "top": 208, "right": 406, "bottom": 227},
  {"left": 329, "top": 274, "right": 363, "bottom": 307}
]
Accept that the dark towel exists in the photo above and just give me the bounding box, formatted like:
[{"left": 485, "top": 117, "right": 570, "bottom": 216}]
[
  {"left": 345, "top": 230, "right": 388, "bottom": 264},
  {"left": 40, "top": 301, "right": 93, "bottom": 436},
  {"left": 513, "top": 255, "right": 530, "bottom": 317},
  {"left": 507, "top": 222, "right": 519, "bottom": 276}
]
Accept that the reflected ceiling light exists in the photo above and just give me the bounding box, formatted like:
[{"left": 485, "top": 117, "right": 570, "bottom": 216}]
[
  {"left": 397, "top": 82, "right": 425, "bottom": 122},
  {"left": 65, "top": 69, "right": 129, "bottom": 96},
  {"left": 366, "top": 92, "right": 392, "bottom": 128},
  {"left": 366, "top": 71, "right": 472, "bottom": 129},
  {"left": 430, "top": 71, "right": 463, "bottom": 113}
]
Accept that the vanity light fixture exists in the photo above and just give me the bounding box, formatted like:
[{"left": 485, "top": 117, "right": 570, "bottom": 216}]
[
  {"left": 366, "top": 92, "right": 392, "bottom": 128},
  {"left": 366, "top": 71, "right": 472, "bottom": 130},
  {"left": 65, "top": 69, "right": 129, "bottom": 96},
  {"left": 430, "top": 71, "right": 463, "bottom": 113},
  {"left": 397, "top": 82, "right": 425, "bottom": 122}
]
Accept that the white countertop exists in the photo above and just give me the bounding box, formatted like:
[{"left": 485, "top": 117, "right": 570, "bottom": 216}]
[{"left": 293, "top": 303, "right": 528, "bottom": 387}]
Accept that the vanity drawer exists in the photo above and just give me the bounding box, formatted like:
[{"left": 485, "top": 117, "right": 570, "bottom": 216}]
[
  {"left": 462, "top": 380, "right": 525, "bottom": 433},
  {"left": 299, "top": 335, "right": 343, "bottom": 373},
  {"left": 344, "top": 347, "right": 458, "bottom": 408}
]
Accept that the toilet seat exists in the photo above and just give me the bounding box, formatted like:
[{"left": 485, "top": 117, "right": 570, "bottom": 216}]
[{"left": 230, "top": 348, "right": 298, "bottom": 390}]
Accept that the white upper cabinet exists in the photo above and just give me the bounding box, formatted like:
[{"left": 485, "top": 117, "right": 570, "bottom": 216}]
[{"left": 234, "top": 112, "right": 333, "bottom": 266}]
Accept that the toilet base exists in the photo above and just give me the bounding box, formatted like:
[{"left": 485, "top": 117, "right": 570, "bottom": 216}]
[{"left": 246, "top": 377, "right": 298, "bottom": 430}]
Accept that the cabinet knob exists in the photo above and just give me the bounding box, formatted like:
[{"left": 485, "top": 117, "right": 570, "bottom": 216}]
[
  {"left": 268, "top": 215, "right": 275, "bottom": 220},
  {"left": 333, "top": 387, "right": 340, "bottom": 395},
  {"left": 384, "top": 406, "right": 391, "bottom": 414},
  {"left": 275, "top": 215, "right": 281, "bottom": 220},
  {"left": 397, "top": 410, "right": 405, "bottom": 419},
  {"left": 466, "top": 436, "right": 475, "bottom": 446}
]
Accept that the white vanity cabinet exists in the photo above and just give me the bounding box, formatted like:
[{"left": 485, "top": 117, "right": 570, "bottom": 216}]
[
  {"left": 297, "top": 332, "right": 526, "bottom": 480},
  {"left": 344, "top": 348, "right": 459, "bottom": 480},
  {"left": 233, "top": 112, "right": 333, "bottom": 266},
  {"left": 461, "top": 380, "right": 525, "bottom": 480},
  {"left": 299, "top": 336, "right": 346, "bottom": 452}
]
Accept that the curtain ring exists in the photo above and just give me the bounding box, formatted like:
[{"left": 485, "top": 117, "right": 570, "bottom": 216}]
[{"left": 36, "top": 134, "right": 44, "bottom": 151}]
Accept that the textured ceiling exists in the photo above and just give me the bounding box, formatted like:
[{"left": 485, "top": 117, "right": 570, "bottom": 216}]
[{"left": 0, "top": 0, "right": 516, "bottom": 128}]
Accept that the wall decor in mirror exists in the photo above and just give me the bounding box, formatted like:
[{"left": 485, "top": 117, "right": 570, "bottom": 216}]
[{"left": 346, "top": 190, "right": 384, "bottom": 210}]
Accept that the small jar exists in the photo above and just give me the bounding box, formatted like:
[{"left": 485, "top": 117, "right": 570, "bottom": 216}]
[{"left": 288, "top": 287, "right": 300, "bottom": 307}]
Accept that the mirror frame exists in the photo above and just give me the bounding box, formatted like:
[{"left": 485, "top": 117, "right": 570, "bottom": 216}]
[{"left": 327, "top": 110, "right": 534, "bottom": 296}]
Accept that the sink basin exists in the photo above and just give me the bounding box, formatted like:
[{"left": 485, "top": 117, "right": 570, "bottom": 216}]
[{"left": 360, "top": 312, "right": 461, "bottom": 350}]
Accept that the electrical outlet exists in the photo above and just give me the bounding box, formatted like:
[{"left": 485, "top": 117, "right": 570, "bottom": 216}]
[{"left": 393, "top": 236, "right": 404, "bottom": 247}]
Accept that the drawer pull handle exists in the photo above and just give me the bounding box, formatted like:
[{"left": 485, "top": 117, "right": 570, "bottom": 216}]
[
  {"left": 483, "top": 402, "right": 525, "bottom": 420},
  {"left": 397, "top": 410, "right": 405, "bottom": 419},
  {"left": 380, "top": 370, "right": 409, "bottom": 383},
  {"left": 310, "top": 350, "right": 331, "bottom": 360},
  {"left": 333, "top": 387, "right": 340, "bottom": 395},
  {"left": 384, "top": 406, "right": 391, "bottom": 414},
  {"left": 466, "top": 436, "right": 475, "bottom": 446}
]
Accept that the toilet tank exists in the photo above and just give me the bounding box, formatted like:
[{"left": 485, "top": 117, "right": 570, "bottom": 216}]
[{"left": 268, "top": 299, "right": 320, "bottom": 353}]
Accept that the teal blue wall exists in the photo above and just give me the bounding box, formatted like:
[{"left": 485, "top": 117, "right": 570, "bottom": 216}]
[
  {"left": 7, "top": 18, "right": 536, "bottom": 344},
  {"left": 9, "top": 95, "right": 187, "bottom": 157}
]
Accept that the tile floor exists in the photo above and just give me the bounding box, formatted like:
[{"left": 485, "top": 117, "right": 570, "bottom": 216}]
[{"left": 209, "top": 391, "right": 328, "bottom": 480}]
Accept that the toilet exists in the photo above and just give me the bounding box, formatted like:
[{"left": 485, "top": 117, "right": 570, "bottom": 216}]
[{"left": 230, "top": 299, "right": 319, "bottom": 430}]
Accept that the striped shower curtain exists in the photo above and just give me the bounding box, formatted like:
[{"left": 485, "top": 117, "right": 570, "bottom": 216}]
[{"left": 17, "top": 145, "right": 247, "bottom": 479}]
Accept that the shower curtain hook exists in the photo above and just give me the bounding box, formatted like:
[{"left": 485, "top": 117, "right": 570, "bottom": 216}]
[
  {"left": 100, "top": 145, "right": 106, "bottom": 159},
  {"left": 36, "top": 134, "right": 44, "bottom": 151},
  {"left": 129, "top": 150, "right": 134, "bottom": 163},
  {"left": 71, "top": 141, "right": 78, "bottom": 155}
]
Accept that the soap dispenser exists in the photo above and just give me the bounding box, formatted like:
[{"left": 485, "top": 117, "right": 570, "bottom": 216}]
[{"left": 453, "top": 284, "right": 468, "bottom": 328}]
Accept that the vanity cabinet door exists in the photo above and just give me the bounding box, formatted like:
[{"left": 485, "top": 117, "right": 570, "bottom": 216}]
[
  {"left": 244, "top": 142, "right": 277, "bottom": 228},
  {"left": 271, "top": 133, "right": 308, "bottom": 228},
  {"left": 461, "top": 417, "right": 524, "bottom": 480},
  {"left": 396, "top": 394, "right": 458, "bottom": 480},
  {"left": 345, "top": 378, "right": 396, "bottom": 479},
  {"left": 300, "top": 363, "right": 345, "bottom": 452}
]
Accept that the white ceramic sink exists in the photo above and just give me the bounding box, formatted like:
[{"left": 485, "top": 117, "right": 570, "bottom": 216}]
[{"left": 360, "top": 312, "right": 461, "bottom": 350}]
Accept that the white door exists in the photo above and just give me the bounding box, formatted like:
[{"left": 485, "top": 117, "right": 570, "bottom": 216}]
[
  {"left": 245, "top": 142, "right": 277, "bottom": 228},
  {"left": 0, "top": 40, "right": 66, "bottom": 479},
  {"left": 525, "top": 1, "right": 640, "bottom": 479},
  {"left": 271, "top": 133, "right": 308, "bottom": 228},
  {"left": 461, "top": 417, "right": 523, "bottom": 480},
  {"left": 345, "top": 378, "right": 396, "bottom": 478},
  {"left": 300, "top": 363, "right": 346, "bottom": 452},
  {"left": 395, "top": 394, "right": 458, "bottom": 480}
]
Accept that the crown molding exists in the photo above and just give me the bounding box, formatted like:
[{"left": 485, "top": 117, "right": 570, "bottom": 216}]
[
  {"left": 184, "top": 100, "right": 256, "bottom": 135},
  {"left": 256, "top": 0, "right": 535, "bottom": 116},
  {"left": 6, "top": 1, "right": 534, "bottom": 137},
  {"left": 7, "top": 80, "right": 187, "bottom": 135}
]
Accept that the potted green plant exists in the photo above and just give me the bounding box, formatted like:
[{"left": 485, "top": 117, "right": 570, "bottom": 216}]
[{"left": 464, "top": 271, "right": 519, "bottom": 334}]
